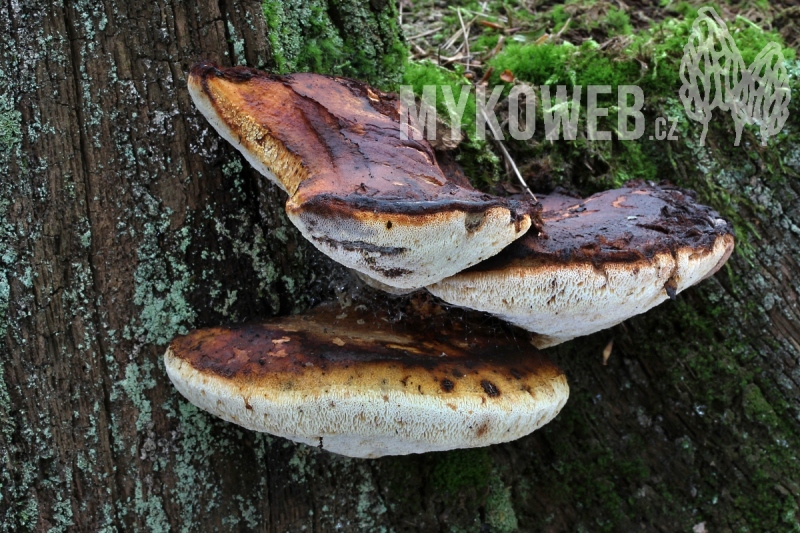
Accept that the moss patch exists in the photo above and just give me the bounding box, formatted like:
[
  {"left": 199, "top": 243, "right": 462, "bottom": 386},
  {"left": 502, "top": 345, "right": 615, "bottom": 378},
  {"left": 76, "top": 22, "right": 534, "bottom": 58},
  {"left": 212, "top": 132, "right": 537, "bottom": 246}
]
[
  {"left": 402, "top": 60, "right": 501, "bottom": 186},
  {"left": 484, "top": 476, "right": 518, "bottom": 533},
  {"left": 262, "top": 0, "right": 407, "bottom": 89},
  {"left": 481, "top": 8, "right": 796, "bottom": 259},
  {"left": 430, "top": 448, "right": 493, "bottom": 496}
]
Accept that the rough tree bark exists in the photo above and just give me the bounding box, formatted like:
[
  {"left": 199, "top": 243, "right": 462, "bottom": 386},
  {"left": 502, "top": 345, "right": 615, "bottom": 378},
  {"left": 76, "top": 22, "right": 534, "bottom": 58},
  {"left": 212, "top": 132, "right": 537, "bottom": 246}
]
[{"left": 1, "top": 1, "right": 799, "bottom": 532}]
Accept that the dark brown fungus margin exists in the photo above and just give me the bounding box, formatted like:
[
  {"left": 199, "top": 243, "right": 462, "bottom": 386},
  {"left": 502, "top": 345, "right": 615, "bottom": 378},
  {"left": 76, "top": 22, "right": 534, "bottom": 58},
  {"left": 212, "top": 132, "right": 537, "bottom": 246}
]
[
  {"left": 428, "top": 182, "right": 736, "bottom": 348},
  {"left": 164, "top": 304, "right": 568, "bottom": 458},
  {"left": 187, "top": 62, "right": 540, "bottom": 289}
]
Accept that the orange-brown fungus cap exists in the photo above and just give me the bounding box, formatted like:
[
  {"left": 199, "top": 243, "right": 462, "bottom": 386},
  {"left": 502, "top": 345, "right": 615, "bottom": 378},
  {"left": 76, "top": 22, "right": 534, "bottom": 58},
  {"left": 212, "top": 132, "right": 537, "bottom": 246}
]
[
  {"left": 164, "top": 304, "right": 568, "bottom": 458},
  {"left": 187, "top": 62, "right": 539, "bottom": 289},
  {"left": 428, "top": 182, "right": 736, "bottom": 347}
]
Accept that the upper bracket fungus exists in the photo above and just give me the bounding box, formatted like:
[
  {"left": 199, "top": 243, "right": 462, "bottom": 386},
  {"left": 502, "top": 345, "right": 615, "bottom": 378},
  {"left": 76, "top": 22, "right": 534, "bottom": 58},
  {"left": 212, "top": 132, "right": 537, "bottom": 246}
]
[
  {"left": 188, "top": 62, "right": 538, "bottom": 290},
  {"left": 427, "top": 182, "right": 735, "bottom": 348},
  {"left": 164, "top": 304, "right": 568, "bottom": 458}
]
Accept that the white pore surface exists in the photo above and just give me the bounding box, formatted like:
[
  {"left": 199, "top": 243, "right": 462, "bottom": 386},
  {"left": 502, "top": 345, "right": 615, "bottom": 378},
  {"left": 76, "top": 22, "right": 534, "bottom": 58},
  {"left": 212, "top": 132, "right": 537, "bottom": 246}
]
[
  {"left": 188, "top": 77, "right": 290, "bottom": 194},
  {"left": 428, "top": 236, "right": 733, "bottom": 348},
  {"left": 164, "top": 350, "right": 569, "bottom": 458},
  {"left": 287, "top": 205, "right": 531, "bottom": 290}
]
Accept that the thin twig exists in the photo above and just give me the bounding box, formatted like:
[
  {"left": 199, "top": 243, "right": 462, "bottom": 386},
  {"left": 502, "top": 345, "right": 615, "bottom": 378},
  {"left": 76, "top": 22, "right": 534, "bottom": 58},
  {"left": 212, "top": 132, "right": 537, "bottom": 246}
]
[
  {"left": 439, "top": 53, "right": 467, "bottom": 64},
  {"left": 442, "top": 27, "right": 464, "bottom": 50},
  {"left": 479, "top": 106, "right": 537, "bottom": 201},
  {"left": 484, "top": 35, "right": 506, "bottom": 61},
  {"left": 496, "top": 141, "right": 538, "bottom": 202},
  {"left": 555, "top": 16, "right": 572, "bottom": 39},
  {"left": 450, "top": 6, "right": 508, "bottom": 24},
  {"left": 460, "top": 61, "right": 483, "bottom": 68},
  {"left": 406, "top": 26, "right": 443, "bottom": 41},
  {"left": 457, "top": 8, "right": 471, "bottom": 71},
  {"left": 411, "top": 42, "right": 429, "bottom": 59}
]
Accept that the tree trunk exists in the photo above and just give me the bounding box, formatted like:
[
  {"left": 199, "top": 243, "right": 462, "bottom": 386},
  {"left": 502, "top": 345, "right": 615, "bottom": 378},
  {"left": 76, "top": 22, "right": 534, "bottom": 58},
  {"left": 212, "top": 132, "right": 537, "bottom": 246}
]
[{"left": 2, "top": 1, "right": 799, "bottom": 532}]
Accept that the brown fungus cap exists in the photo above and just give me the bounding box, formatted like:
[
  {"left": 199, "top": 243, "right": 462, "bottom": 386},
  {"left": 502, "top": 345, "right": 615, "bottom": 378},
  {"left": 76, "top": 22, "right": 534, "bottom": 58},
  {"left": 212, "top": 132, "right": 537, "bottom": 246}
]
[
  {"left": 164, "top": 304, "right": 568, "bottom": 458},
  {"left": 187, "top": 62, "right": 539, "bottom": 289},
  {"left": 427, "top": 182, "right": 736, "bottom": 348}
]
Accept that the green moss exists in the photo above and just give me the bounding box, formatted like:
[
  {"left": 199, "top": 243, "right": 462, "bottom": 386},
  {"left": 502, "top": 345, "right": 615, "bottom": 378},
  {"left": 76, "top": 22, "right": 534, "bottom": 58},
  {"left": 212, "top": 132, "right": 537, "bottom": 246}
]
[
  {"left": 489, "top": 10, "right": 792, "bottom": 105},
  {"left": 538, "top": 407, "right": 652, "bottom": 532},
  {"left": 430, "top": 448, "right": 493, "bottom": 495},
  {"left": 262, "top": 0, "right": 407, "bottom": 88},
  {"left": 402, "top": 60, "right": 501, "bottom": 186},
  {"left": 546, "top": 1, "right": 632, "bottom": 37},
  {"left": 484, "top": 476, "right": 518, "bottom": 533},
  {"left": 605, "top": 7, "right": 633, "bottom": 36},
  {"left": 742, "top": 384, "right": 781, "bottom": 429},
  {"left": 550, "top": 4, "right": 571, "bottom": 32},
  {"left": 403, "top": 60, "right": 478, "bottom": 137},
  {"left": 605, "top": 285, "right": 800, "bottom": 531},
  {"left": 473, "top": 33, "right": 500, "bottom": 55},
  {"left": 481, "top": 11, "right": 797, "bottom": 258}
]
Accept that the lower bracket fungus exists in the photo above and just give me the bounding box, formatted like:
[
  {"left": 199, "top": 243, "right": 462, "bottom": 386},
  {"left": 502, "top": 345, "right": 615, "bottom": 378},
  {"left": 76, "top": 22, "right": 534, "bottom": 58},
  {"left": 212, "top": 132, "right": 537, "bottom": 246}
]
[
  {"left": 164, "top": 305, "right": 568, "bottom": 458},
  {"left": 427, "top": 182, "right": 735, "bottom": 348}
]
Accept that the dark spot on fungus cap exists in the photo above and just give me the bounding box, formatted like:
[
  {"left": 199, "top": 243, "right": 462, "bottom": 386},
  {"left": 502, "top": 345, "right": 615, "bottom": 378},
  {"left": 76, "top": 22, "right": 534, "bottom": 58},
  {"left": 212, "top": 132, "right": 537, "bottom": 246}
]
[
  {"left": 441, "top": 379, "right": 455, "bottom": 393},
  {"left": 481, "top": 380, "right": 501, "bottom": 397}
]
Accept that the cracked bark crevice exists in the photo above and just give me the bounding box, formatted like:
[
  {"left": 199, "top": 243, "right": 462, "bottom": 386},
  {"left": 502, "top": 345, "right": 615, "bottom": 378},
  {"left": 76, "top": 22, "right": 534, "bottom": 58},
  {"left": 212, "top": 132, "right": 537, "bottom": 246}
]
[
  {"left": 61, "top": 2, "right": 124, "bottom": 524},
  {"left": 217, "top": 0, "right": 237, "bottom": 65}
]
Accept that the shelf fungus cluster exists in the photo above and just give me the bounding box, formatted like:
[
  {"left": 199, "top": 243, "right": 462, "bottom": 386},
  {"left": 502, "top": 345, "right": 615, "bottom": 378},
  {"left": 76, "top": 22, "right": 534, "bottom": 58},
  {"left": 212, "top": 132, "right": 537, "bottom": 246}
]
[{"left": 169, "top": 63, "right": 735, "bottom": 458}]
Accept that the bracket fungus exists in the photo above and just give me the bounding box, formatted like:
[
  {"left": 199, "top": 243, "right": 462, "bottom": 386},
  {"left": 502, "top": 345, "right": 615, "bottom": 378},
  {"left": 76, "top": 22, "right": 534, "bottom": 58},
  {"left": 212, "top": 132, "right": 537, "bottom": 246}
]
[
  {"left": 188, "top": 62, "right": 538, "bottom": 289},
  {"left": 164, "top": 305, "right": 568, "bottom": 458},
  {"left": 427, "top": 183, "right": 735, "bottom": 348},
  {"left": 179, "top": 65, "right": 736, "bottom": 458}
]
